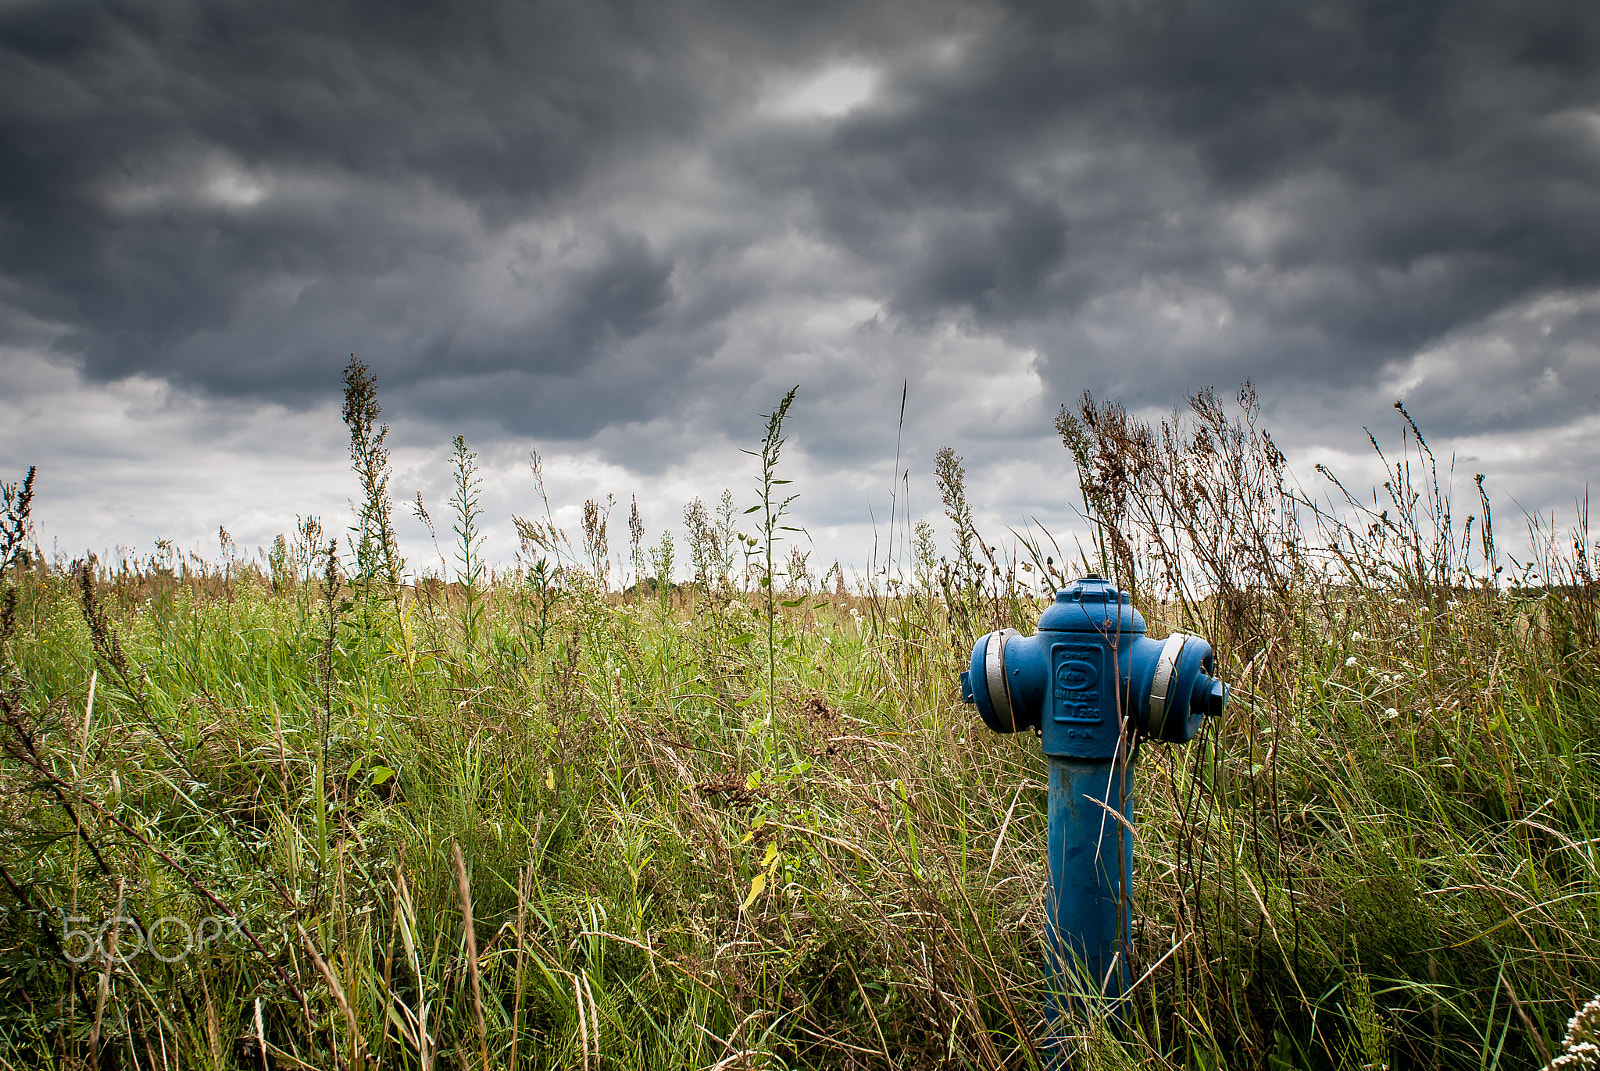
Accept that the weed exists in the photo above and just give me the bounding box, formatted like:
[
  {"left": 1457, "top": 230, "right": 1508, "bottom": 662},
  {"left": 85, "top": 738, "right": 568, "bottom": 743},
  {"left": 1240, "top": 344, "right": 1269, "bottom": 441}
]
[
  {"left": 629, "top": 495, "right": 646, "bottom": 595},
  {"left": 649, "top": 530, "right": 676, "bottom": 618},
  {"left": 342, "top": 355, "right": 403, "bottom": 596},
  {"left": 934, "top": 445, "right": 979, "bottom": 588},
  {"left": 744, "top": 384, "right": 799, "bottom": 733},
  {"left": 583, "top": 495, "right": 614, "bottom": 589},
  {"left": 451, "top": 435, "right": 486, "bottom": 648}
]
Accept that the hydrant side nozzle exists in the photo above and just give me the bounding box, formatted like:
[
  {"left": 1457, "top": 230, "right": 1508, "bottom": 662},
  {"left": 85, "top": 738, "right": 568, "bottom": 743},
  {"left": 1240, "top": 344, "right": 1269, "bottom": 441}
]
[
  {"left": 1147, "top": 633, "right": 1230, "bottom": 743},
  {"left": 964, "top": 628, "right": 1038, "bottom": 733}
]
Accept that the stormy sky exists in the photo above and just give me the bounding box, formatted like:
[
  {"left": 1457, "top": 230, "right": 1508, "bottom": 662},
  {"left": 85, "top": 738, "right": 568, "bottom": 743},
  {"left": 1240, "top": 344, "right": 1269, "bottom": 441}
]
[{"left": 3, "top": 0, "right": 1598, "bottom": 580}]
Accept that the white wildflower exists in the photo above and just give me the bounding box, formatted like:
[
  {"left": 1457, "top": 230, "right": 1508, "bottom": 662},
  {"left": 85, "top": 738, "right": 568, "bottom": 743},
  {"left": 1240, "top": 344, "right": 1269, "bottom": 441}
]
[
  {"left": 1565, "top": 995, "right": 1600, "bottom": 1048},
  {"left": 1544, "top": 995, "right": 1600, "bottom": 1071},
  {"left": 1345, "top": 656, "right": 1358, "bottom": 668},
  {"left": 1546, "top": 1041, "right": 1599, "bottom": 1070}
]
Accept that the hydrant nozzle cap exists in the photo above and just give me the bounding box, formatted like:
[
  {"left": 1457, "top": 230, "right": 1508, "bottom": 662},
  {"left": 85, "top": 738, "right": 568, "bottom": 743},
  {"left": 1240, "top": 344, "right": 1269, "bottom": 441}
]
[{"left": 1206, "top": 679, "right": 1229, "bottom": 718}]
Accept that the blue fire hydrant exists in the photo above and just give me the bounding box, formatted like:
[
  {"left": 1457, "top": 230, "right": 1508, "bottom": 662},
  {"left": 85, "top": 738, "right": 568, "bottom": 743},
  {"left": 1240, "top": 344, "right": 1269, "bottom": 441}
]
[{"left": 960, "top": 576, "right": 1228, "bottom": 1026}]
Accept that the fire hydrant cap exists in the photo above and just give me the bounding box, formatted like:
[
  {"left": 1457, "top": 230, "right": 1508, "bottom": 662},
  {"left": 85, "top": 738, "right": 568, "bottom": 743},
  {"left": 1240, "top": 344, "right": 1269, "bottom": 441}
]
[{"left": 1036, "top": 576, "right": 1146, "bottom": 636}]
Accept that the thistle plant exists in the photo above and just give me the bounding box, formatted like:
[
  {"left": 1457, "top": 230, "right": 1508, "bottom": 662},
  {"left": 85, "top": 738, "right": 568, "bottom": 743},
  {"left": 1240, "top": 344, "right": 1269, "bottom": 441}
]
[
  {"left": 582, "top": 496, "right": 613, "bottom": 589},
  {"left": 341, "top": 356, "right": 403, "bottom": 598},
  {"left": 934, "top": 447, "right": 979, "bottom": 589},
  {"left": 521, "top": 556, "right": 559, "bottom": 651},
  {"left": 0, "top": 466, "right": 35, "bottom": 586},
  {"left": 649, "top": 530, "right": 675, "bottom": 617},
  {"left": 267, "top": 533, "right": 291, "bottom": 591},
  {"left": 685, "top": 490, "right": 741, "bottom": 593},
  {"left": 0, "top": 467, "right": 36, "bottom": 739},
  {"left": 628, "top": 494, "right": 646, "bottom": 594},
  {"left": 744, "top": 385, "right": 799, "bottom": 731},
  {"left": 716, "top": 489, "right": 739, "bottom": 584},
  {"left": 294, "top": 514, "right": 326, "bottom": 587},
  {"left": 450, "top": 435, "right": 486, "bottom": 648},
  {"left": 683, "top": 497, "right": 717, "bottom": 590}
]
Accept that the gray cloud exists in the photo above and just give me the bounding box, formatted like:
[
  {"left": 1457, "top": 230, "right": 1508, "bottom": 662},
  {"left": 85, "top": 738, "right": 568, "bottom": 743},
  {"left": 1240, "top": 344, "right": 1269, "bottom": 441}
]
[
  {"left": 716, "top": 0, "right": 1600, "bottom": 427},
  {"left": 2, "top": 0, "right": 1598, "bottom": 564}
]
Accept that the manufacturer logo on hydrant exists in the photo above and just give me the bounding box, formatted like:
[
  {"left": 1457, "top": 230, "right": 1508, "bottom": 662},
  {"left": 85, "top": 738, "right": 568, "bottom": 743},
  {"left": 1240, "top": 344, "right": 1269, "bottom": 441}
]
[{"left": 1056, "top": 658, "right": 1098, "bottom": 691}]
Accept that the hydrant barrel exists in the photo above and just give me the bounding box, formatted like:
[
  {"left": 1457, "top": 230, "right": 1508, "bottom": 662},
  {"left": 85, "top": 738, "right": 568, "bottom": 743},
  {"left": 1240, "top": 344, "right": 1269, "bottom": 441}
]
[
  {"left": 1048, "top": 759, "right": 1134, "bottom": 1006},
  {"left": 959, "top": 576, "right": 1230, "bottom": 1030}
]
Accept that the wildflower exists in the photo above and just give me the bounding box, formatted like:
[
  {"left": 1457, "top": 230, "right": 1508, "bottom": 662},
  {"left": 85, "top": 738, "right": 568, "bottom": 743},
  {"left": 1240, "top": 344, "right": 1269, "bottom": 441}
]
[
  {"left": 1351, "top": 631, "right": 1364, "bottom": 642},
  {"left": 1385, "top": 708, "right": 1399, "bottom": 719},
  {"left": 1547, "top": 1042, "right": 1599, "bottom": 1070},
  {"left": 1544, "top": 994, "right": 1600, "bottom": 1070},
  {"left": 1345, "top": 656, "right": 1358, "bottom": 667}
]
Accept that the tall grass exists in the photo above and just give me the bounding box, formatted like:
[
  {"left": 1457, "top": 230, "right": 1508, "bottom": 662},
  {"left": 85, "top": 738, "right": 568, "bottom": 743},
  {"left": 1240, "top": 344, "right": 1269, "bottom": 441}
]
[{"left": 0, "top": 387, "right": 1595, "bottom": 1070}]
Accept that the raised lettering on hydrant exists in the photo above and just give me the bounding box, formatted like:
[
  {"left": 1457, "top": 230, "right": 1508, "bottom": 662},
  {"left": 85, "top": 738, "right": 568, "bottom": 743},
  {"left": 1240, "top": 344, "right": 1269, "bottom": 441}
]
[{"left": 960, "top": 576, "right": 1229, "bottom": 1025}]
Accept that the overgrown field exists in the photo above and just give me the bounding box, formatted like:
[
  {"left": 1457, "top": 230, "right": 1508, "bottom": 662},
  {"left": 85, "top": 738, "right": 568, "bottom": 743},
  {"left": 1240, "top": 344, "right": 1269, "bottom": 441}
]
[{"left": 1, "top": 385, "right": 1597, "bottom": 1070}]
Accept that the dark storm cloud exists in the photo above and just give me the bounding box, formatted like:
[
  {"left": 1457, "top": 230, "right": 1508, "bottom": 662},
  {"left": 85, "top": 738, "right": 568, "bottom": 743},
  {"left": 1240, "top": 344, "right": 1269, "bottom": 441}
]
[
  {"left": 0, "top": 0, "right": 727, "bottom": 404},
  {"left": 1, "top": 0, "right": 700, "bottom": 207},
  {"left": 3, "top": 0, "right": 1599, "bottom": 463},
  {"left": 721, "top": 0, "right": 1600, "bottom": 427}
]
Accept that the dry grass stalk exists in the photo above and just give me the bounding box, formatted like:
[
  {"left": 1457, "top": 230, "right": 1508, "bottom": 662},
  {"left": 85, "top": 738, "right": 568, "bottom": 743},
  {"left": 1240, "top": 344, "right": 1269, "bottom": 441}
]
[
  {"left": 299, "top": 922, "right": 365, "bottom": 1069},
  {"left": 453, "top": 841, "right": 490, "bottom": 1071},
  {"left": 511, "top": 856, "right": 532, "bottom": 1071},
  {"left": 89, "top": 876, "right": 124, "bottom": 1066}
]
